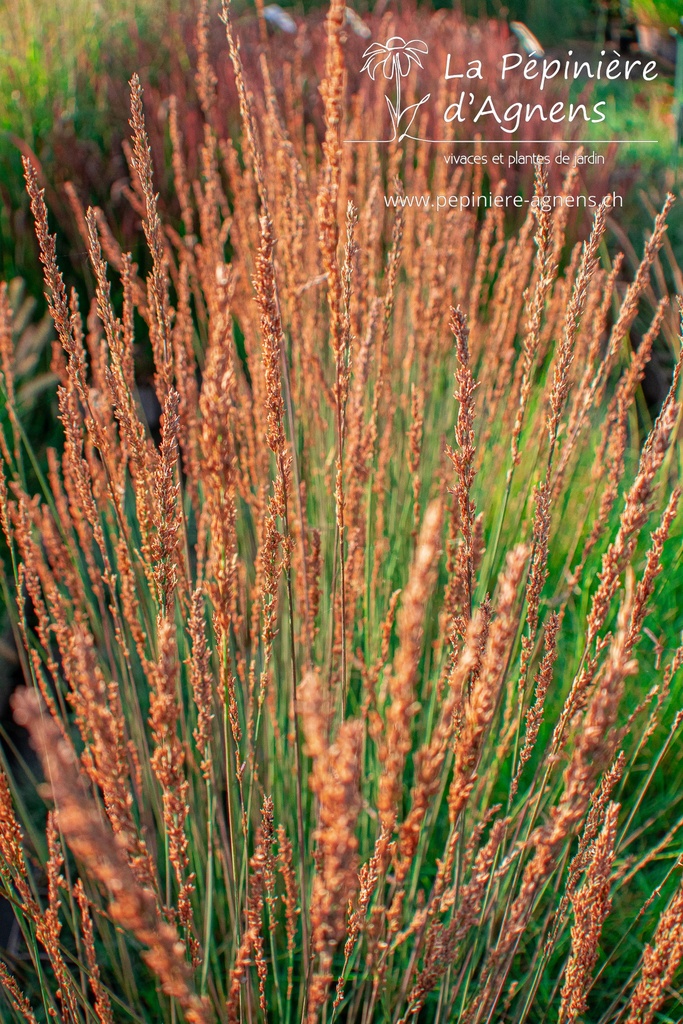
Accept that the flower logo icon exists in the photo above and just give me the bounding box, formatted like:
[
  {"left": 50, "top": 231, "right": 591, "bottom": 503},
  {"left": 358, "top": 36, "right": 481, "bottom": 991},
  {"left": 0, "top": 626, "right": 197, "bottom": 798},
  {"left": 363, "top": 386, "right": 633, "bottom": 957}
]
[
  {"left": 361, "top": 37, "right": 428, "bottom": 80},
  {"left": 361, "top": 37, "right": 430, "bottom": 142}
]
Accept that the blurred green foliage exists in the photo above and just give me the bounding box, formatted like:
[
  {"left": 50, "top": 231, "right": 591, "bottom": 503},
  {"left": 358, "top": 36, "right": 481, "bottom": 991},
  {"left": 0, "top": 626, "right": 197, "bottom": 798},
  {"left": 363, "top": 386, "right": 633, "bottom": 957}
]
[
  {"left": 630, "top": 0, "right": 682, "bottom": 30},
  {"left": 456, "top": 0, "right": 602, "bottom": 44},
  {"left": 0, "top": 0, "right": 189, "bottom": 292}
]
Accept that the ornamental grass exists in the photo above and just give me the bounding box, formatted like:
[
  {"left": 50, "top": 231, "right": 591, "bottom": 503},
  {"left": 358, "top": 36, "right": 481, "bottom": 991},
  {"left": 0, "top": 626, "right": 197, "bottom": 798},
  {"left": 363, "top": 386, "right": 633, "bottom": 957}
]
[{"left": 0, "top": 2, "right": 682, "bottom": 1022}]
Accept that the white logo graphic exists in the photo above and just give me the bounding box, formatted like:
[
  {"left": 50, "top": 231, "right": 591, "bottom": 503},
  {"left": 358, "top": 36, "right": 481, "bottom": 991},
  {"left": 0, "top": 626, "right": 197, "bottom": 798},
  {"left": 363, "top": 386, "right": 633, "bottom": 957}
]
[{"left": 360, "top": 37, "right": 430, "bottom": 142}]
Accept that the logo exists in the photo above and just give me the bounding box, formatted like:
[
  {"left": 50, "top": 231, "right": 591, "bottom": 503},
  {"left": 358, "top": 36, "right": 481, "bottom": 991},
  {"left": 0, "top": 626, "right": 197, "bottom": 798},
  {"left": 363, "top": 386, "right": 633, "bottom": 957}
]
[
  {"left": 351, "top": 34, "right": 647, "bottom": 146},
  {"left": 360, "top": 37, "right": 430, "bottom": 142}
]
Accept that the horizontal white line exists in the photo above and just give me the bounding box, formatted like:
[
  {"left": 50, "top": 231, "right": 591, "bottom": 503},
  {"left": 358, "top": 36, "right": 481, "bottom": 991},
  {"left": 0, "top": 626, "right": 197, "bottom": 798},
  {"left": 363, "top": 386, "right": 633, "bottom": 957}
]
[
  {"left": 452, "top": 139, "right": 657, "bottom": 144},
  {"left": 345, "top": 139, "right": 658, "bottom": 144}
]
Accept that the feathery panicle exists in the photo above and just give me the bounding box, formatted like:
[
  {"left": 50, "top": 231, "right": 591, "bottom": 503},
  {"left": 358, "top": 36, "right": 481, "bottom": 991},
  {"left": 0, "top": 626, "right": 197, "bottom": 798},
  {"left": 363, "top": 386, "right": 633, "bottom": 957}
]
[
  {"left": 546, "top": 195, "right": 611, "bottom": 460},
  {"left": 128, "top": 74, "right": 172, "bottom": 388},
  {"left": 378, "top": 501, "right": 443, "bottom": 834},
  {"left": 195, "top": 0, "right": 218, "bottom": 119},
  {"left": 446, "top": 307, "right": 478, "bottom": 618},
  {"left": 12, "top": 688, "right": 210, "bottom": 1024},
  {"left": 74, "top": 880, "right": 115, "bottom": 1024},
  {"left": 299, "top": 670, "right": 363, "bottom": 1023},
  {"left": 512, "top": 611, "right": 559, "bottom": 796},
  {"left": 227, "top": 798, "right": 274, "bottom": 1021},
  {"left": 448, "top": 544, "right": 528, "bottom": 827},
  {"left": 397, "top": 610, "right": 488, "bottom": 883},
  {"left": 0, "top": 963, "right": 39, "bottom": 1024},
  {"left": 510, "top": 166, "right": 554, "bottom": 465},
  {"left": 404, "top": 817, "right": 508, "bottom": 1019},
  {"left": 277, "top": 824, "right": 300, "bottom": 1002},
  {"left": 627, "top": 875, "right": 683, "bottom": 1024},
  {"left": 559, "top": 802, "right": 619, "bottom": 1024},
  {"left": 474, "top": 591, "right": 637, "bottom": 1020}
]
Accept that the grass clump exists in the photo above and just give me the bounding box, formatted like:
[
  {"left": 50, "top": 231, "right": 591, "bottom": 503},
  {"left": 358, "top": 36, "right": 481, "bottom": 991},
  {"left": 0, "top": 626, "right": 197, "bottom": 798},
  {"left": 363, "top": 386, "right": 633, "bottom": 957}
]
[{"left": 0, "top": 2, "right": 682, "bottom": 1022}]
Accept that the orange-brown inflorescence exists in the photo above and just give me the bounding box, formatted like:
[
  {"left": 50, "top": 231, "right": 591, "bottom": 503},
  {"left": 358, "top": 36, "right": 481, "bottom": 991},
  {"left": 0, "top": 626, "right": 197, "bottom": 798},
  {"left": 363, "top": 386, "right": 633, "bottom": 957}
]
[
  {"left": 299, "top": 669, "right": 363, "bottom": 1022},
  {"left": 448, "top": 544, "right": 529, "bottom": 828},
  {"left": 627, "top": 874, "right": 683, "bottom": 1024},
  {"left": 377, "top": 500, "right": 444, "bottom": 836},
  {"left": 227, "top": 797, "right": 275, "bottom": 1022},
  {"left": 11, "top": 688, "right": 211, "bottom": 1024},
  {"left": 559, "top": 801, "right": 619, "bottom": 1024}
]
